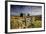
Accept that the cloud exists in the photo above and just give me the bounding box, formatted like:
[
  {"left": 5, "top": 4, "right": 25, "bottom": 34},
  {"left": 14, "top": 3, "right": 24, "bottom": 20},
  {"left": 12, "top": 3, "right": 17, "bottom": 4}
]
[
  {"left": 31, "top": 6, "right": 42, "bottom": 16},
  {"left": 10, "top": 5, "right": 42, "bottom": 16}
]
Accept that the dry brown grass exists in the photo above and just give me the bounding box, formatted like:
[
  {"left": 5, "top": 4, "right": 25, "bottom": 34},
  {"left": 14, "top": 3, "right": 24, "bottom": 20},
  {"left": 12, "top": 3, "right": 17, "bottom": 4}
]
[{"left": 10, "top": 16, "right": 42, "bottom": 29}]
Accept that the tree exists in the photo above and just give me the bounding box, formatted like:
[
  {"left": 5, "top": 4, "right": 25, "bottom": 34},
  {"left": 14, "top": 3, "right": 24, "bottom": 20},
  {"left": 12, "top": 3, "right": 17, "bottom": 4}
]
[
  {"left": 27, "top": 13, "right": 30, "bottom": 16},
  {"left": 20, "top": 13, "right": 23, "bottom": 17}
]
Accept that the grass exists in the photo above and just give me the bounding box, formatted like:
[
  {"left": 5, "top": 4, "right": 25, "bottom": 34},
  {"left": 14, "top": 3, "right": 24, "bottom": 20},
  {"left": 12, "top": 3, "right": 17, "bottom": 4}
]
[{"left": 10, "top": 16, "right": 42, "bottom": 29}]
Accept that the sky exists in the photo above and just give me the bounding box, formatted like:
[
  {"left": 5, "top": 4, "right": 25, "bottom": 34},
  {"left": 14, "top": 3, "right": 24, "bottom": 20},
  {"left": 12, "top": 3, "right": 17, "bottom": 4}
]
[{"left": 10, "top": 5, "right": 42, "bottom": 16}]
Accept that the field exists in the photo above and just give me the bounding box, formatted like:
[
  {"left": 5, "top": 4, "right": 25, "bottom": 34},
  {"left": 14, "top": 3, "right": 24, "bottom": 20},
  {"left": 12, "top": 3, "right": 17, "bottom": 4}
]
[{"left": 10, "top": 16, "right": 42, "bottom": 29}]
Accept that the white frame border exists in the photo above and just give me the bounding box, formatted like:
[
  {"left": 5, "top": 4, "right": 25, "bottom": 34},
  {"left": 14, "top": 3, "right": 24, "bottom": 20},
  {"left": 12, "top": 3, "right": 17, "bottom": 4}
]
[{"left": 7, "top": 2, "right": 44, "bottom": 32}]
